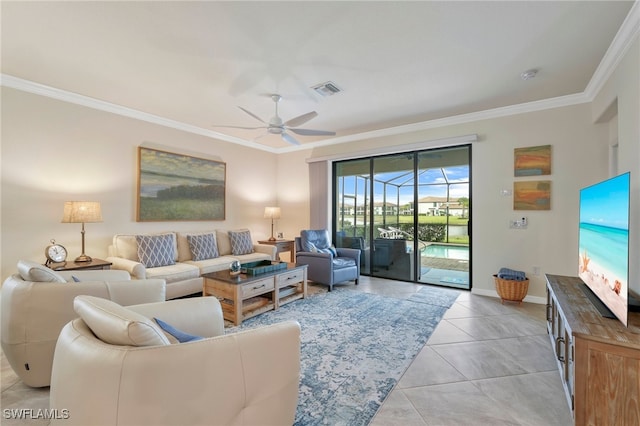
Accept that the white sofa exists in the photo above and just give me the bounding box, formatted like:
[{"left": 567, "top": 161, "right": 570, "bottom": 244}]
[
  {"left": 1, "top": 261, "right": 166, "bottom": 387},
  {"left": 106, "top": 229, "right": 277, "bottom": 299},
  {"left": 50, "top": 295, "right": 300, "bottom": 426}
]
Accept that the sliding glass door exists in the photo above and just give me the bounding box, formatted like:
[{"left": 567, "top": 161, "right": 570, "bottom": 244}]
[{"left": 334, "top": 145, "right": 471, "bottom": 289}]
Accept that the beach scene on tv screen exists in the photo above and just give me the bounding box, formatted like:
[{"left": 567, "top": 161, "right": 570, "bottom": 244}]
[{"left": 578, "top": 173, "right": 629, "bottom": 325}]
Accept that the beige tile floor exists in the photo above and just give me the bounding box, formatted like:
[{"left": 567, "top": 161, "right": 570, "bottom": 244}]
[{"left": 1, "top": 276, "right": 573, "bottom": 425}]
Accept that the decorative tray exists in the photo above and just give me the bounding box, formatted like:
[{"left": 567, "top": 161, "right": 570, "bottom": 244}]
[{"left": 241, "top": 260, "right": 287, "bottom": 276}]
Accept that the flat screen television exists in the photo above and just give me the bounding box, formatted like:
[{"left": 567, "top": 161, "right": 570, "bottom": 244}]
[{"left": 578, "top": 172, "right": 630, "bottom": 326}]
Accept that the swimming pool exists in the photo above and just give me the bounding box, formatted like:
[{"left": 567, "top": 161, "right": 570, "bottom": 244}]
[{"left": 421, "top": 244, "right": 469, "bottom": 260}]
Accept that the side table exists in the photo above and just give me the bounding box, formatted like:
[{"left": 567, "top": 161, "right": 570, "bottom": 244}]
[
  {"left": 47, "top": 258, "right": 112, "bottom": 271},
  {"left": 258, "top": 239, "right": 295, "bottom": 262}
]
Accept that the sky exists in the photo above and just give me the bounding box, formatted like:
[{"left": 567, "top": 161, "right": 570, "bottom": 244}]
[
  {"left": 339, "top": 165, "right": 469, "bottom": 206},
  {"left": 579, "top": 172, "right": 630, "bottom": 230}
]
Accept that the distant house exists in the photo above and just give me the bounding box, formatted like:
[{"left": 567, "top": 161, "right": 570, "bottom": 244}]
[
  {"left": 418, "top": 196, "right": 464, "bottom": 216},
  {"left": 339, "top": 203, "right": 355, "bottom": 216},
  {"left": 341, "top": 199, "right": 464, "bottom": 217},
  {"left": 372, "top": 202, "right": 397, "bottom": 215}
]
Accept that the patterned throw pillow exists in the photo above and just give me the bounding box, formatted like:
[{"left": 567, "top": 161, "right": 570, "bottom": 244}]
[
  {"left": 136, "top": 234, "right": 176, "bottom": 268},
  {"left": 187, "top": 233, "right": 219, "bottom": 261},
  {"left": 228, "top": 229, "right": 254, "bottom": 255}
]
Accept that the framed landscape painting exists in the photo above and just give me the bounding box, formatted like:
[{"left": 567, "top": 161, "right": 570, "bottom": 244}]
[
  {"left": 137, "top": 147, "right": 226, "bottom": 221},
  {"left": 514, "top": 144, "right": 551, "bottom": 176},
  {"left": 514, "top": 180, "right": 551, "bottom": 210}
]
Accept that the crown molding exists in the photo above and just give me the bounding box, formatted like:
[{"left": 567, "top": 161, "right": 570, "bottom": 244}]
[
  {"left": 305, "top": 134, "right": 479, "bottom": 163},
  {"left": 287, "top": 92, "right": 589, "bottom": 153},
  {"left": 0, "top": 74, "right": 280, "bottom": 154},
  {"left": 584, "top": 0, "right": 640, "bottom": 100}
]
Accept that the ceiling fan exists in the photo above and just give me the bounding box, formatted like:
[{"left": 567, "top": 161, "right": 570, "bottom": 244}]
[{"left": 215, "top": 94, "right": 336, "bottom": 145}]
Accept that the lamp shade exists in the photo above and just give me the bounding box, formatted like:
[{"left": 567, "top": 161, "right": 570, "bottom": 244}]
[
  {"left": 62, "top": 201, "right": 103, "bottom": 223},
  {"left": 263, "top": 207, "right": 281, "bottom": 220}
]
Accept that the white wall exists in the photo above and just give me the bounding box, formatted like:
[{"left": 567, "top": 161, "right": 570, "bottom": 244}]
[
  {"left": 591, "top": 36, "right": 640, "bottom": 298},
  {"left": 289, "top": 34, "right": 639, "bottom": 302},
  {"left": 300, "top": 104, "right": 609, "bottom": 301},
  {"left": 2, "top": 36, "right": 637, "bottom": 302},
  {"left": 1, "top": 87, "right": 279, "bottom": 279}
]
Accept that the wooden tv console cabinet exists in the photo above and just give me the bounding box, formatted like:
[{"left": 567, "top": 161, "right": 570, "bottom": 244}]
[{"left": 545, "top": 274, "right": 640, "bottom": 425}]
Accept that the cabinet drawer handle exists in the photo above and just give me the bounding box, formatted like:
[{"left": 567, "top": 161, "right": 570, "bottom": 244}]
[
  {"left": 555, "top": 337, "right": 565, "bottom": 363},
  {"left": 252, "top": 284, "right": 266, "bottom": 290},
  {"left": 546, "top": 304, "right": 552, "bottom": 321}
]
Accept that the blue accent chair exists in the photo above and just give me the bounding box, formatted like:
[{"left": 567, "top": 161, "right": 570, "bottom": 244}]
[{"left": 295, "top": 229, "right": 360, "bottom": 291}]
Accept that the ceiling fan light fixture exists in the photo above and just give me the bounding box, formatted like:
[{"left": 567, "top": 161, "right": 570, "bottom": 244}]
[{"left": 312, "top": 81, "right": 341, "bottom": 97}]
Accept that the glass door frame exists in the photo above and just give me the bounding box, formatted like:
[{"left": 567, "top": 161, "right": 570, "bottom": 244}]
[{"left": 332, "top": 144, "right": 472, "bottom": 290}]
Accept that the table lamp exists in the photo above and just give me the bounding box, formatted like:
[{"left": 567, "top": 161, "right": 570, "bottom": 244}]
[
  {"left": 62, "top": 201, "right": 103, "bottom": 262},
  {"left": 264, "top": 207, "right": 281, "bottom": 241}
]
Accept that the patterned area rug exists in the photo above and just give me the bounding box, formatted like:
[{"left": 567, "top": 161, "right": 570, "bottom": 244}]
[{"left": 228, "top": 286, "right": 460, "bottom": 425}]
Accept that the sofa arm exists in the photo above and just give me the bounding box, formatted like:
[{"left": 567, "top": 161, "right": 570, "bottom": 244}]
[
  {"left": 50, "top": 320, "right": 301, "bottom": 426},
  {"left": 337, "top": 247, "right": 361, "bottom": 267},
  {"left": 128, "top": 297, "right": 224, "bottom": 338},
  {"left": 0, "top": 276, "right": 165, "bottom": 388},
  {"left": 253, "top": 243, "right": 277, "bottom": 260},
  {"left": 106, "top": 257, "right": 147, "bottom": 279},
  {"left": 57, "top": 270, "right": 131, "bottom": 282},
  {"left": 336, "top": 247, "right": 360, "bottom": 260}
]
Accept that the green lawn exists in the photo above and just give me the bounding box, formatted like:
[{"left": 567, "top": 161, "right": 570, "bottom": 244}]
[{"left": 339, "top": 215, "right": 469, "bottom": 244}]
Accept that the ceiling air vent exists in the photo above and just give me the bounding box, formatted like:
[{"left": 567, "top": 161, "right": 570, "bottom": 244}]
[{"left": 312, "top": 81, "right": 341, "bottom": 97}]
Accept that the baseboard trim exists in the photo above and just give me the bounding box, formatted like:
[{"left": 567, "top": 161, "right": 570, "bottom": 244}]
[{"left": 471, "top": 288, "right": 546, "bottom": 305}]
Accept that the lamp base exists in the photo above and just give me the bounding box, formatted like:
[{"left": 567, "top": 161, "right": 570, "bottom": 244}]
[
  {"left": 268, "top": 236, "right": 276, "bottom": 241},
  {"left": 74, "top": 254, "right": 93, "bottom": 263}
]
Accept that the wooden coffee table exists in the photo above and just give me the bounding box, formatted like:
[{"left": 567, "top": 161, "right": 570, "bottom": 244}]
[{"left": 202, "top": 263, "right": 308, "bottom": 325}]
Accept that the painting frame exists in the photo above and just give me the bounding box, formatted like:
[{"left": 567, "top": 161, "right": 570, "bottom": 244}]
[
  {"left": 514, "top": 144, "right": 551, "bottom": 177},
  {"left": 514, "top": 180, "right": 551, "bottom": 211},
  {"left": 137, "top": 146, "right": 226, "bottom": 222}
]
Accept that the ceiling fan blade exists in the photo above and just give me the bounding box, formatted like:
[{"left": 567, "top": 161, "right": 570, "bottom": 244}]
[
  {"left": 281, "top": 132, "right": 300, "bottom": 146},
  {"left": 212, "top": 125, "right": 265, "bottom": 130},
  {"left": 289, "top": 128, "right": 336, "bottom": 136},
  {"left": 238, "top": 106, "right": 266, "bottom": 124},
  {"left": 284, "top": 111, "right": 318, "bottom": 128}
]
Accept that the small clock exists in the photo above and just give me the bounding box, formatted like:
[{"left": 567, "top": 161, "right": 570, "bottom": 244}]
[{"left": 45, "top": 239, "right": 67, "bottom": 265}]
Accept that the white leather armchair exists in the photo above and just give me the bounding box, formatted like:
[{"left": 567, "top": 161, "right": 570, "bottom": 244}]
[
  {"left": 50, "top": 296, "right": 301, "bottom": 426},
  {"left": 1, "top": 261, "right": 166, "bottom": 387}
]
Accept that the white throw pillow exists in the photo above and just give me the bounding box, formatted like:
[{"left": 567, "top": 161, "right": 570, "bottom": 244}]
[
  {"left": 74, "top": 295, "right": 170, "bottom": 347},
  {"left": 17, "top": 260, "right": 66, "bottom": 283}
]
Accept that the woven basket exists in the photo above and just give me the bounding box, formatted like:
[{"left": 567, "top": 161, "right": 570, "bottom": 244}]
[{"left": 493, "top": 275, "right": 529, "bottom": 304}]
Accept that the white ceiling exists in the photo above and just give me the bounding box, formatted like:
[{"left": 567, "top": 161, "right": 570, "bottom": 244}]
[{"left": 1, "top": 1, "right": 637, "bottom": 152}]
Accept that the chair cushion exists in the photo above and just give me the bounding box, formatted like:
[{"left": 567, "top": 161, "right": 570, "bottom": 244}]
[
  {"left": 228, "top": 229, "right": 254, "bottom": 255},
  {"left": 136, "top": 234, "right": 177, "bottom": 268},
  {"left": 74, "top": 295, "right": 170, "bottom": 347},
  {"left": 215, "top": 230, "right": 232, "bottom": 255},
  {"left": 333, "top": 257, "right": 357, "bottom": 270},
  {"left": 187, "top": 233, "right": 219, "bottom": 261},
  {"left": 144, "top": 263, "right": 200, "bottom": 284},
  {"left": 17, "top": 260, "right": 66, "bottom": 283}
]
